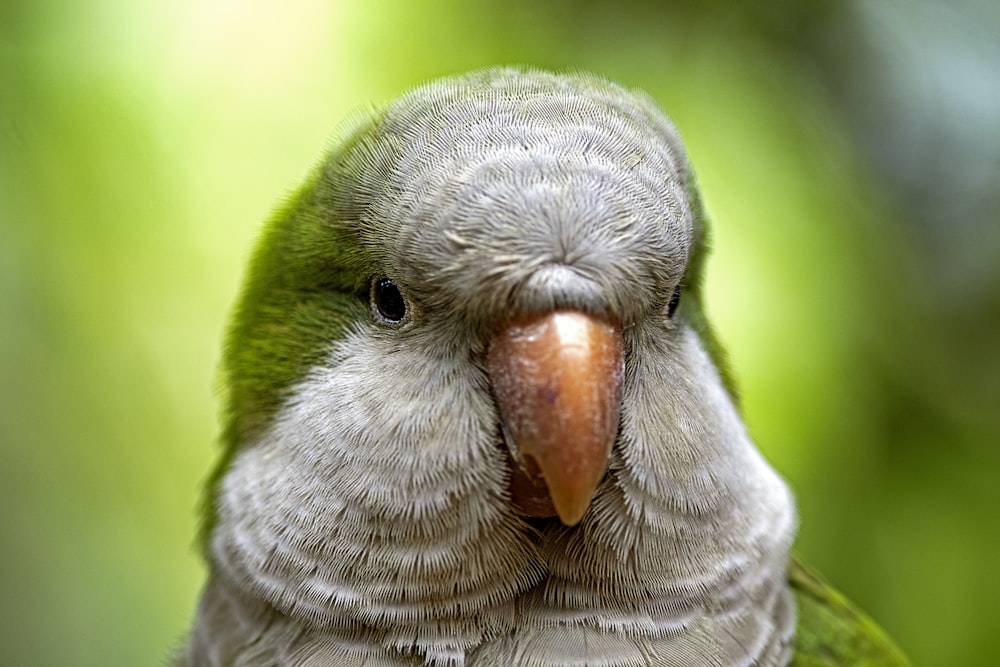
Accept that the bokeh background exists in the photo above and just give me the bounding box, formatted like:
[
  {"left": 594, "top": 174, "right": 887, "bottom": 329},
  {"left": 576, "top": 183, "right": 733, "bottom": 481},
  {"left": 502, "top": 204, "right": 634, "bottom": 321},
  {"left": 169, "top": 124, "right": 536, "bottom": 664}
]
[{"left": 2, "top": 1, "right": 998, "bottom": 665}]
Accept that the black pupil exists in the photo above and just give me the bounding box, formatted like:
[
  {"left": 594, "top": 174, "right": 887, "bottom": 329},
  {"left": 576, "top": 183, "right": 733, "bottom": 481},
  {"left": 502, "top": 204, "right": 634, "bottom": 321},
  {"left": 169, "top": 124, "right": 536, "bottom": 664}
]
[
  {"left": 667, "top": 285, "right": 681, "bottom": 318},
  {"left": 374, "top": 278, "right": 407, "bottom": 322}
]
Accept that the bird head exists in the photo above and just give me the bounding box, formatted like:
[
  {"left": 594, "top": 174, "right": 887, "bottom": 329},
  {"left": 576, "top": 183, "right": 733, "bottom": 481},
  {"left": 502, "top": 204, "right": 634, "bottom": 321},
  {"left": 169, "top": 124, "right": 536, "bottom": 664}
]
[
  {"left": 198, "top": 71, "right": 789, "bottom": 655},
  {"left": 207, "top": 68, "right": 716, "bottom": 534}
]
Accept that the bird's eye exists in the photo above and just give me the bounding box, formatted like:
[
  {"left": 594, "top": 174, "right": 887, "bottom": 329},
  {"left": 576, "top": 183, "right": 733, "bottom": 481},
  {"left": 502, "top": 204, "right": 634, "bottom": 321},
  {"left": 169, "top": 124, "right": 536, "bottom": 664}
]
[
  {"left": 667, "top": 284, "right": 682, "bottom": 318},
  {"left": 370, "top": 277, "right": 409, "bottom": 325}
]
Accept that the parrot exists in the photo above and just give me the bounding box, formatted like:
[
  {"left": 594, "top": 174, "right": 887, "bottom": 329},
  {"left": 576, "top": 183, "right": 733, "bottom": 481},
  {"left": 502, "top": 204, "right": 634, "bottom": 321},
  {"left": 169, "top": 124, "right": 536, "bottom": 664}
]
[{"left": 179, "top": 67, "right": 910, "bottom": 666}]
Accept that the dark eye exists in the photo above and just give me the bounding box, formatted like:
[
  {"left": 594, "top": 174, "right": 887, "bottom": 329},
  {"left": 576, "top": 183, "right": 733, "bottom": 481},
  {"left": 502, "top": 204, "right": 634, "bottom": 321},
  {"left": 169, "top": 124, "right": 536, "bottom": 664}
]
[
  {"left": 370, "top": 277, "right": 409, "bottom": 325},
  {"left": 667, "top": 284, "right": 682, "bottom": 318}
]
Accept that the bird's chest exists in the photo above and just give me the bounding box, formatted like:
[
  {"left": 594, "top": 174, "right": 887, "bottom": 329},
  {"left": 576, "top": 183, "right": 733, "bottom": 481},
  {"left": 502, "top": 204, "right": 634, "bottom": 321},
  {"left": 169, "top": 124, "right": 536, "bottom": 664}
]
[{"left": 458, "top": 578, "right": 794, "bottom": 667}]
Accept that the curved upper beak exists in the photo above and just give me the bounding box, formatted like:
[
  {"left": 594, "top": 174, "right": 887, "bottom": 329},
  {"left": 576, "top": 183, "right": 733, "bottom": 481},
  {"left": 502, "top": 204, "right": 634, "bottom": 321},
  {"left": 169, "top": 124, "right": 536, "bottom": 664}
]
[{"left": 486, "top": 310, "right": 624, "bottom": 526}]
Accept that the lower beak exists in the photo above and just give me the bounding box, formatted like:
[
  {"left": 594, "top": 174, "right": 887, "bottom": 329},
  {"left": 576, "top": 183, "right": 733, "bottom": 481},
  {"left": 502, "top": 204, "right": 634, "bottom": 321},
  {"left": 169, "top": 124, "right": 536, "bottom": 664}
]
[{"left": 486, "top": 310, "right": 624, "bottom": 526}]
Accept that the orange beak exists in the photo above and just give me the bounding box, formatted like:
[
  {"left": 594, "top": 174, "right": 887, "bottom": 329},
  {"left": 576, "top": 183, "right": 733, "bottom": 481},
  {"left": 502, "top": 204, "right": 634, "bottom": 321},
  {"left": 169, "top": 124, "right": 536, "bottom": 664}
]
[{"left": 486, "top": 311, "right": 624, "bottom": 526}]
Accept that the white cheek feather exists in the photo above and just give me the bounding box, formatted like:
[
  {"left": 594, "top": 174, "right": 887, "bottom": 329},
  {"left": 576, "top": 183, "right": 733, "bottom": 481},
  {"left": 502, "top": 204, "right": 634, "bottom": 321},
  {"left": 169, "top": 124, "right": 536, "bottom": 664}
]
[
  {"left": 492, "top": 324, "right": 798, "bottom": 666},
  {"left": 212, "top": 327, "right": 547, "bottom": 660},
  {"left": 207, "top": 322, "right": 797, "bottom": 666}
]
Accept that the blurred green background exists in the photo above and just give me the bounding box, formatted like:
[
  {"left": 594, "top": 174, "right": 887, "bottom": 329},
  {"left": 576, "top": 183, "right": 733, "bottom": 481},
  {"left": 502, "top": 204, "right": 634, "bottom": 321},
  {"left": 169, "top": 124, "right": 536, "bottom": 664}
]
[{"left": 2, "top": 0, "right": 998, "bottom": 665}]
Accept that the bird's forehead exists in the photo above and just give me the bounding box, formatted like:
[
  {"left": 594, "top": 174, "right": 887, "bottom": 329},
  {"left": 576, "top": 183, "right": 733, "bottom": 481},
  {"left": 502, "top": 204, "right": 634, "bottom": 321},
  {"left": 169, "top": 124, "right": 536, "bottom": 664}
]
[
  {"left": 398, "top": 149, "right": 687, "bottom": 273},
  {"left": 348, "top": 73, "right": 695, "bottom": 318}
]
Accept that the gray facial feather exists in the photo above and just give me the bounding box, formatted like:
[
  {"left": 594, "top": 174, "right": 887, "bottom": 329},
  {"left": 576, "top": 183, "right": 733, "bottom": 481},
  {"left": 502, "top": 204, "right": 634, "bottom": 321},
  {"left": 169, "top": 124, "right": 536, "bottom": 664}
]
[
  {"left": 184, "top": 67, "right": 797, "bottom": 667},
  {"left": 333, "top": 69, "right": 693, "bottom": 330}
]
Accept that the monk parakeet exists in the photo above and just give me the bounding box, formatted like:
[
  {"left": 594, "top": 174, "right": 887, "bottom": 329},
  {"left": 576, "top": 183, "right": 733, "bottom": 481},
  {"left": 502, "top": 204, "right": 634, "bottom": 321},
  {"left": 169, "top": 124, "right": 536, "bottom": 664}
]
[{"left": 180, "top": 67, "right": 910, "bottom": 666}]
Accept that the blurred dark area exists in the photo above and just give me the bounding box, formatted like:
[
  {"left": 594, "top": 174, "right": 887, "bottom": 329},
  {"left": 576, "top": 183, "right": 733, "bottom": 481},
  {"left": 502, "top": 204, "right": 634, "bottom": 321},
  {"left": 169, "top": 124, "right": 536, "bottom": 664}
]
[{"left": 2, "top": 0, "right": 997, "bottom": 665}]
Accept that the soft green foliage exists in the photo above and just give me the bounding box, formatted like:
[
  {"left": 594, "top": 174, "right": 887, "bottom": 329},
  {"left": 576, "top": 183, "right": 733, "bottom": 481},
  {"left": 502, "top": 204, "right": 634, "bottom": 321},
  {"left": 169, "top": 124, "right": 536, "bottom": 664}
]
[
  {"left": 3, "top": 1, "right": 998, "bottom": 665},
  {"left": 676, "top": 171, "right": 738, "bottom": 400}
]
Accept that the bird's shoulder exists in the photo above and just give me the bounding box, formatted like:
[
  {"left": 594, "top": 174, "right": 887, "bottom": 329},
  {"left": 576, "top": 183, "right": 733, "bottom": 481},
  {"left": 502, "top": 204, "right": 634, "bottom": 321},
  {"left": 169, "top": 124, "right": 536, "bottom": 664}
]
[{"left": 789, "top": 557, "right": 910, "bottom": 667}]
